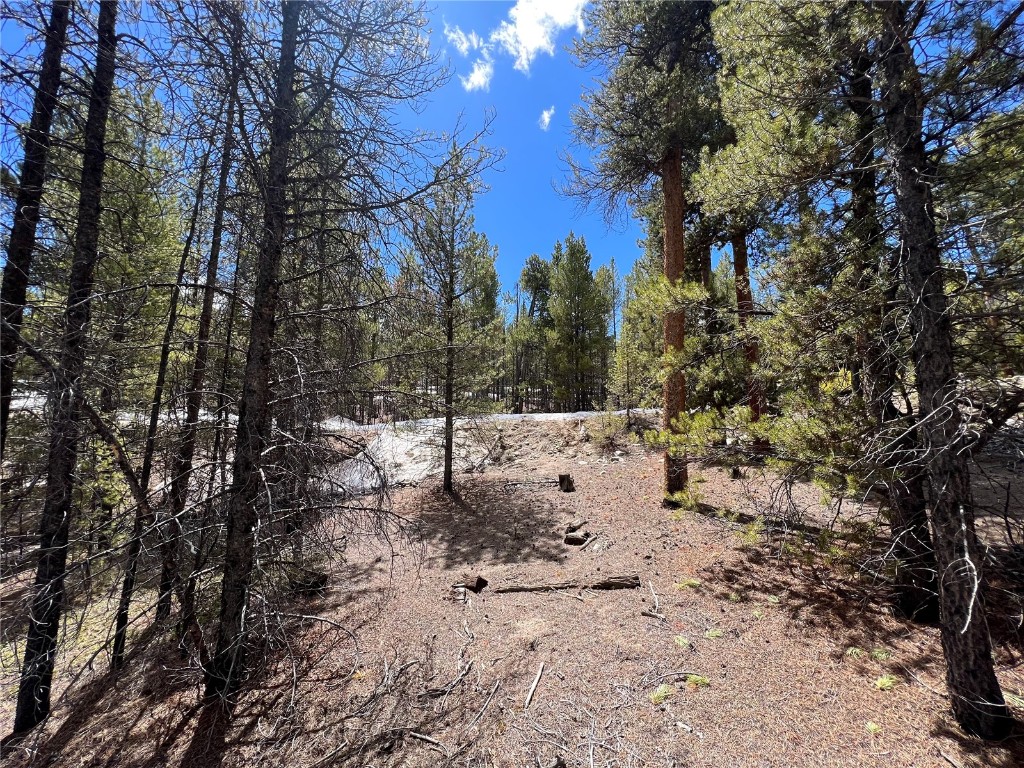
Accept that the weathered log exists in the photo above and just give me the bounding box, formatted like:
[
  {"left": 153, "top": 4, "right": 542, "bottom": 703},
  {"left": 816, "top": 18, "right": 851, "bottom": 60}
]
[
  {"left": 565, "top": 518, "right": 587, "bottom": 533},
  {"left": 494, "top": 574, "right": 640, "bottom": 594},
  {"left": 454, "top": 574, "right": 488, "bottom": 593},
  {"left": 558, "top": 473, "right": 575, "bottom": 492}
]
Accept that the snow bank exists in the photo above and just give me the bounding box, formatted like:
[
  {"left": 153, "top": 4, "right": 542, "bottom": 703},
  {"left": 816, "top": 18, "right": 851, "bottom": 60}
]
[{"left": 324, "top": 409, "right": 659, "bottom": 496}]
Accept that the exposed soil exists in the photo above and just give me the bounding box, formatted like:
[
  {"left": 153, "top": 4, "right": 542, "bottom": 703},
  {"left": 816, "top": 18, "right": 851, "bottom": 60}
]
[{"left": 2, "top": 416, "right": 1023, "bottom": 767}]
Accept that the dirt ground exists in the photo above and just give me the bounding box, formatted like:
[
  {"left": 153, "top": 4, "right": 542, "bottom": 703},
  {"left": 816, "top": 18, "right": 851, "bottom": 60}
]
[{"left": 2, "top": 416, "right": 1023, "bottom": 767}]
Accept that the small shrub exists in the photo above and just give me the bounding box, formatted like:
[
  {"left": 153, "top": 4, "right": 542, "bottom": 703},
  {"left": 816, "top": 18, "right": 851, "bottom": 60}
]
[
  {"left": 865, "top": 721, "right": 883, "bottom": 736},
  {"left": 870, "top": 648, "right": 891, "bottom": 662}
]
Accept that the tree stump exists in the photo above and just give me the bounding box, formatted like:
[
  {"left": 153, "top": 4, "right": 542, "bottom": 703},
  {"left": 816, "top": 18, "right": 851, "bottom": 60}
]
[{"left": 558, "top": 474, "right": 575, "bottom": 492}]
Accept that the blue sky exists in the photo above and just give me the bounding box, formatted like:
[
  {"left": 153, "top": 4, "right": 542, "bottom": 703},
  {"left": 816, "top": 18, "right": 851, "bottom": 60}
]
[
  {"left": 0, "top": 1, "right": 647, "bottom": 295},
  {"left": 415, "top": 0, "right": 646, "bottom": 294}
]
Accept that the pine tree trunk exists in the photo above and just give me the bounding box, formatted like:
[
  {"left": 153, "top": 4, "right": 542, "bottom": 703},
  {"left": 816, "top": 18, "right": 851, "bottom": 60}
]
[
  {"left": 157, "top": 32, "right": 241, "bottom": 623},
  {"left": 847, "top": 49, "right": 937, "bottom": 621},
  {"left": 0, "top": 0, "right": 71, "bottom": 460},
  {"left": 730, "top": 229, "right": 764, "bottom": 426},
  {"left": 443, "top": 302, "right": 456, "bottom": 495},
  {"left": 14, "top": 0, "right": 118, "bottom": 733},
  {"left": 879, "top": 1, "right": 1010, "bottom": 739},
  {"left": 661, "top": 145, "right": 688, "bottom": 495},
  {"left": 109, "top": 149, "right": 212, "bottom": 670},
  {"left": 205, "top": 0, "right": 301, "bottom": 701}
]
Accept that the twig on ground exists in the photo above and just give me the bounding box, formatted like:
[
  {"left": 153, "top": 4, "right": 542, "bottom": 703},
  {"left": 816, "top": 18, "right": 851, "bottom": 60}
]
[
  {"left": 468, "top": 679, "right": 501, "bottom": 729},
  {"left": 525, "top": 662, "right": 545, "bottom": 709},
  {"left": 938, "top": 748, "right": 965, "bottom": 768},
  {"left": 408, "top": 730, "right": 449, "bottom": 756}
]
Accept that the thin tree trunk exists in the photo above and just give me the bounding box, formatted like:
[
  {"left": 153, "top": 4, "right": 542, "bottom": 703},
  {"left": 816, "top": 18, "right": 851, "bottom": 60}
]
[
  {"left": 0, "top": 0, "right": 71, "bottom": 460},
  {"left": 443, "top": 286, "right": 456, "bottom": 494},
  {"left": 846, "top": 48, "right": 937, "bottom": 622},
  {"left": 13, "top": 0, "right": 118, "bottom": 733},
  {"left": 730, "top": 228, "right": 764, "bottom": 427},
  {"left": 109, "top": 148, "right": 212, "bottom": 670},
  {"left": 205, "top": 0, "right": 302, "bottom": 701},
  {"left": 157, "top": 32, "right": 241, "bottom": 623},
  {"left": 662, "top": 145, "right": 688, "bottom": 495},
  {"left": 879, "top": 1, "right": 1010, "bottom": 739}
]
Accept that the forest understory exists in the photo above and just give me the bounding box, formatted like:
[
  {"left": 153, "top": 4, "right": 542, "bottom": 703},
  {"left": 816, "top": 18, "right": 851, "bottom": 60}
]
[{"left": 2, "top": 415, "right": 1022, "bottom": 768}]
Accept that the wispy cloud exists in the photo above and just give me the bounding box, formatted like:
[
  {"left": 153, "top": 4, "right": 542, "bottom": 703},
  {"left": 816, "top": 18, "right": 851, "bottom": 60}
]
[
  {"left": 460, "top": 55, "right": 494, "bottom": 92},
  {"left": 538, "top": 105, "right": 555, "bottom": 131},
  {"left": 444, "top": 23, "right": 482, "bottom": 57},
  {"left": 491, "top": 0, "right": 587, "bottom": 73}
]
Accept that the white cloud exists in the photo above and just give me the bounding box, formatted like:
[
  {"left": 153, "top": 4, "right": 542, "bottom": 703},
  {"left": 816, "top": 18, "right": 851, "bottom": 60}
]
[
  {"left": 538, "top": 105, "right": 555, "bottom": 131},
  {"left": 460, "top": 55, "right": 494, "bottom": 92},
  {"left": 491, "top": 0, "right": 587, "bottom": 73},
  {"left": 444, "top": 23, "right": 483, "bottom": 57}
]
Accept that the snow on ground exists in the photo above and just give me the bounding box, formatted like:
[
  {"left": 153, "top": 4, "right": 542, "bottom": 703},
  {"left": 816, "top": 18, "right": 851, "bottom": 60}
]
[{"left": 324, "top": 409, "right": 658, "bottom": 496}]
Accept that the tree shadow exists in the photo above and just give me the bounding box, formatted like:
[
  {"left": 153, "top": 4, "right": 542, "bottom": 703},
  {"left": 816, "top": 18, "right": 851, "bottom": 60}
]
[{"left": 409, "top": 478, "right": 570, "bottom": 571}]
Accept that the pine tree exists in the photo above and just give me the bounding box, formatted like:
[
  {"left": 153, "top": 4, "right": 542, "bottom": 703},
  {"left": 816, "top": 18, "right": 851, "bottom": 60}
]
[{"left": 546, "top": 233, "right": 613, "bottom": 411}]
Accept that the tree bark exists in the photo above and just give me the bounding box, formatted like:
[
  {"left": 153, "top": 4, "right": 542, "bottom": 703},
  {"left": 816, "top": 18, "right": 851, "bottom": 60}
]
[
  {"left": 879, "top": 1, "right": 1010, "bottom": 739},
  {"left": 661, "top": 145, "right": 688, "bottom": 494},
  {"left": 13, "top": 0, "right": 118, "bottom": 734},
  {"left": 205, "top": 0, "right": 302, "bottom": 702},
  {"left": 0, "top": 0, "right": 71, "bottom": 460}
]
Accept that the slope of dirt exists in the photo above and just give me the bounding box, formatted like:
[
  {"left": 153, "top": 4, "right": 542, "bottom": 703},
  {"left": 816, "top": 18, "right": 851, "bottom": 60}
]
[{"left": 2, "top": 417, "right": 1023, "bottom": 767}]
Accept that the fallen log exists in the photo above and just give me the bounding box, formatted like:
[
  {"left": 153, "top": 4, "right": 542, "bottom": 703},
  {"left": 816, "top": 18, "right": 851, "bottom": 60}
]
[{"left": 494, "top": 574, "right": 640, "bottom": 594}]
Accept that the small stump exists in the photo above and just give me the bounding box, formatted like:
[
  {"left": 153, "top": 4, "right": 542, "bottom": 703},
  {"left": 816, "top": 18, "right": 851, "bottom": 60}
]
[{"left": 558, "top": 473, "right": 575, "bottom": 492}]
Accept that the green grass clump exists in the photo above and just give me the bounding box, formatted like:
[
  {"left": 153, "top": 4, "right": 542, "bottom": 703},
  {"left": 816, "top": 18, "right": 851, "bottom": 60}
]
[
  {"left": 650, "top": 683, "right": 674, "bottom": 705},
  {"left": 674, "top": 578, "right": 702, "bottom": 590},
  {"left": 874, "top": 674, "right": 899, "bottom": 691},
  {"left": 704, "top": 628, "right": 724, "bottom": 639}
]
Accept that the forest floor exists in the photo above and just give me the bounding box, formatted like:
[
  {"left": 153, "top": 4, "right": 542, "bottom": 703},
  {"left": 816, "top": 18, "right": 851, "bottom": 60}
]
[{"left": 2, "top": 414, "right": 1024, "bottom": 767}]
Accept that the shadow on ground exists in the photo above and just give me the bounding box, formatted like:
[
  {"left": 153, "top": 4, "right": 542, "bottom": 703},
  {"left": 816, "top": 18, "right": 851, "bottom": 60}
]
[{"left": 409, "top": 478, "right": 570, "bottom": 570}]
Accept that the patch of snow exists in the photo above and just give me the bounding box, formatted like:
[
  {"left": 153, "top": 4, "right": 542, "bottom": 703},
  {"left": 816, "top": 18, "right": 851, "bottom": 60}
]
[{"left": 327, "top": 409, "right": 660, "bottom": 496}]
